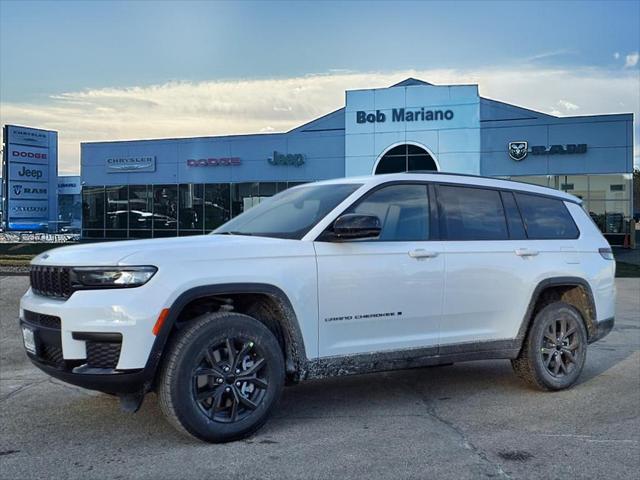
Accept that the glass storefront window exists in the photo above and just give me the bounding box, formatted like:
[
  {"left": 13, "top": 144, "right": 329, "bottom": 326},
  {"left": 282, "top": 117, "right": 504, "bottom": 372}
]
[
  {"left": 82, "top": 186, "right": 105, "bottom": 229},
  {"left": 374, "top": 144, "right": 438, "bottom": 174},
  {"left": 58, "top": 194, "right": 82, "bottom": 232},
  {"left": 179, "top": 184, "right": 204, "bottom": 233},
  {"left": 587, "top": 199, "right": 631, "bottom": 234},
  {"left": 81, "top": 181, "right": 316, "bottom": 240},
  {"left": 106, "top": 186, "right": 128, "bottom": 230},
  {"left": 204, "top": 184, "right": 231, "bottom": 232},
  {"left": 588, "top": 174, "right": 632, "bottom": 200},
  {"left": 232, "top": 183, "right": 259, "bottom": 216},
  {"left": 129, "top": 185, "right": 153, "bottom": 230},
  {"left": 555, "top": 175, "right": 588, "bottom": 202},
  {"left": 512, "top": 176, "right": 550, "bottom": 187},
  {"left": 153, "top": 185, "right": 178, "bottom": 233}
]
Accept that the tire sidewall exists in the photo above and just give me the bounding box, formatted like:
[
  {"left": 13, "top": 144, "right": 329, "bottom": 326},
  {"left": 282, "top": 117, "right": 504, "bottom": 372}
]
[
  {"left": 168, "top": 314, "right": 285, "bottom": 442},
  {"left": 527, "top": 302, "right": 588, "bottom": 390}
]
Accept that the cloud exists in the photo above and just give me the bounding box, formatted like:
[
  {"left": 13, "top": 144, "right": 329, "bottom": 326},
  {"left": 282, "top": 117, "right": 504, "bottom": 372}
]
[
  {"left": 624, "top": 52, "right": 639, "bottom": 68},
  {"left": 614, "top": 52, "right": 620, "bottom": 59},
  {"left": 557, "top": 99, "right": 579, "bottom": 111},
  {"left": 1, "top": 66, "right": 639, "bottom": 174},
  {"left": 525, "top": 49, "right": 576, "bottom": 62}
]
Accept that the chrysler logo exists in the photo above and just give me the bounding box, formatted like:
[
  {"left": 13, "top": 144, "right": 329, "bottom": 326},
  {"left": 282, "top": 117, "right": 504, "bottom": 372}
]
[{"left": 508, "top": 141, "right": 528, "bottom": 161}]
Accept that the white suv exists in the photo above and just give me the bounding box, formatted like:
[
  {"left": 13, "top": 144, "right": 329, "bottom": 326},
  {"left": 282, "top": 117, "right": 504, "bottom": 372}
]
[{"left": 20, "top": 173, "right": 616, "bottom": 442}]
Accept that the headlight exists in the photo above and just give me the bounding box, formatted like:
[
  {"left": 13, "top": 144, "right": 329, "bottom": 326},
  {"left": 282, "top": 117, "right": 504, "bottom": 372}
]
[{"left": 72, "top": 266, "right": 157, "bottom": 289}]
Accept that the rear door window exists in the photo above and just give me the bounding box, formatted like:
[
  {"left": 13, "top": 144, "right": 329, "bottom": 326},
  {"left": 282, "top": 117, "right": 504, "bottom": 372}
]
[
  {"left": 514, "top": 193, "right": 579, "bottom": 239},
  {"left": 438, "top": 185, "right": 508, "bottom": 240}
]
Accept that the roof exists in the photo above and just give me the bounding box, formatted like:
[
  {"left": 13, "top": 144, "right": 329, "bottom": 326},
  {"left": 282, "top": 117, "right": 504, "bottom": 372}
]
[{"left": 390, "top": 78, "right": 434, "bottom": 87}]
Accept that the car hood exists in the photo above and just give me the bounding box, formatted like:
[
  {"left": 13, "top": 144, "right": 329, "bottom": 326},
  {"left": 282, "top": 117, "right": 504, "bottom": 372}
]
[{"left": 31, "top": 234, "right": 311, "bottom": 267}]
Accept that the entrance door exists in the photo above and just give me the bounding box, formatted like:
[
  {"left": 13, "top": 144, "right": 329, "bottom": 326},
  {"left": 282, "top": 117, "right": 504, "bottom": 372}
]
[{"left": 315, "top": 183, "right": 444, "bottom": 357}]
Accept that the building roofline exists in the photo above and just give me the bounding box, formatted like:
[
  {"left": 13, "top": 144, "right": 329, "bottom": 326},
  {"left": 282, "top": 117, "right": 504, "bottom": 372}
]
[
  {"left": 286, "top": 107, "right": 345, "bottom": 133},
  {"left": 81, "top": 130, "right": 286, "bottom": 146},
  {"left": 480, "top": 96, "right": 555, "bottom": 118}
]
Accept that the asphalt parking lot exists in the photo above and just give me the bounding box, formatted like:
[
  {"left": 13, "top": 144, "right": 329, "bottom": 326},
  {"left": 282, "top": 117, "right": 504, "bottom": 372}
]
[{"left": 1, "top": 276, "right": 638, "bottom": 480}]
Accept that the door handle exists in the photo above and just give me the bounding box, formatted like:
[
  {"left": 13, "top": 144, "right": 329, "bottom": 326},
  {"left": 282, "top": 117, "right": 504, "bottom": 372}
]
[
  {"left": 408, "top": 249, "right": 439, "bottom": 259},
  {"left": 515, "top": 248, "right": 539, "bottom": 257}
]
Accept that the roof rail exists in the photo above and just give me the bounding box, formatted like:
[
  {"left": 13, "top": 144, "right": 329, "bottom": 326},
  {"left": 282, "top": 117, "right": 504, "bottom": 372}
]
[
  {"left": 399, "top": 170, "right": 577, "bottom": 199},
  {"left": 401, "top": 170, "right": 486, "bottom": 179}
]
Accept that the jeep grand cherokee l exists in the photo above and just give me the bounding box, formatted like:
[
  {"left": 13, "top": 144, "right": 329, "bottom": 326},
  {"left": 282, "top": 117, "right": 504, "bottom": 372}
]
[{"left": 20, "top": 173, "right": 615, "bottom": 442}]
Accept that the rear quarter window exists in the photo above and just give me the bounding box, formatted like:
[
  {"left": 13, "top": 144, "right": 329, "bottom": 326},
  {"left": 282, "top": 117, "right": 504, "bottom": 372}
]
[{"left": 514, "top": 193, "right": 579, "bottom": 239}]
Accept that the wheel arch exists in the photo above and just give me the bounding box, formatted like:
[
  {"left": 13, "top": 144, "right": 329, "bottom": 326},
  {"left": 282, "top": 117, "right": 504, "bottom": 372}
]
[
  {"left": 516, "top": 276, "right": 598, "bottom": 350},
  {"left": 146, "top": 283, "right": 308, "bottom": 389}
]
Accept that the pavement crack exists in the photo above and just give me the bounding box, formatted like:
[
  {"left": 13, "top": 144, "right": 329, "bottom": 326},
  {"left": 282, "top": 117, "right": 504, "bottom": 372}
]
[
  {"left": 0, "top": 379, "right": 47, "bottom": 402},
  {"left": 396, "top": 377, "right": 512, "bottom": 479}
]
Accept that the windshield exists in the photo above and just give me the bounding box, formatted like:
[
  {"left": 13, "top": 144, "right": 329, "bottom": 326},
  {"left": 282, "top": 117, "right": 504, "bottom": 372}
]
[{"left": 213, "top": 183, "right": 362, "bottom": 239}]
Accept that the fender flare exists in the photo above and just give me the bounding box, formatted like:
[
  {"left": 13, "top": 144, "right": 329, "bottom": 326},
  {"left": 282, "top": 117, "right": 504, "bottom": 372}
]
[
  {"left": 515, "top": 276, "right": 598, "bottom": 347},
  {"left": 144, "top": 283, "right": 308, "bottom": 389}
]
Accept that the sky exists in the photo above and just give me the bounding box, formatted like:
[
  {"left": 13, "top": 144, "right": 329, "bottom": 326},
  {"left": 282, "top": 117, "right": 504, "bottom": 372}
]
[{"left": 0, "top": 0, "right": 639, "bottom": 175}]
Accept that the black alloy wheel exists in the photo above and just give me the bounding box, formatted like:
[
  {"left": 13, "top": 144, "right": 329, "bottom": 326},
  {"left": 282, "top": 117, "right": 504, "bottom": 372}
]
[
  {"left": 192, "top": 337, "right": 269, "bottom": 423},
  {"left": 539, "top": 314, "right": 582, "bottom": 378},
  {"left": 511, "top": 302, "right": 588, "bottom": 391},
  {"left": 159, "top": 312, "right": 284, "bottom": 443}
]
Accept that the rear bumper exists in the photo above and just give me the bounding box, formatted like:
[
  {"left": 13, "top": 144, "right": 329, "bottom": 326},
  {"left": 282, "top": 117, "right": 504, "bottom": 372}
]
[{"left": 588, "top": 317, "right": 615, "bottom": 344}]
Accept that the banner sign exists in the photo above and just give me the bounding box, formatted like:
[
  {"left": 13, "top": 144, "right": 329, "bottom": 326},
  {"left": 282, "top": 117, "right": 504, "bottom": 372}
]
[
  {"left": 0, "top": 232, "right": 80, "bottom": 243},
  {"left": 2, "top": 125, "right": 58, "bottom": 231}
]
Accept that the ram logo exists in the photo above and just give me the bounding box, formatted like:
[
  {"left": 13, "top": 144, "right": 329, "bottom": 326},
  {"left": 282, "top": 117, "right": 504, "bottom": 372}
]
[
  {"left": 508, "top": 141, "right": 528, "bottom": 161},
  {"left": 13, "top": 185, "right": 23, "bottom": 196}
]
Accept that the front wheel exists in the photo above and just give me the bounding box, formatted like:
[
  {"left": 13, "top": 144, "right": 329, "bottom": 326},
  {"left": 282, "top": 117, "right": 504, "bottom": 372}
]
[
  {"left": 512, "top": 302, "right": 588, "bottom": 391},
  {"left": 158, "top": 312, "right": 285, "bottom": 442}
]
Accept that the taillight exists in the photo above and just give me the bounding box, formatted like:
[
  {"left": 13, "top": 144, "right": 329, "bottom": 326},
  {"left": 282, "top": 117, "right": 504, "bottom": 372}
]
[{"left": 598, "top": 248, "right": 614, "bottom": 260}]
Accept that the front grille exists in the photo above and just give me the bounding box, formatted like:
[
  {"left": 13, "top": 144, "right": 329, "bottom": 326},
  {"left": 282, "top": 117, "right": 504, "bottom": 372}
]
[
  {"left": 41, "top": 343, "right": 64, "bottom": 367},
  {"left": 23, "top": 310, "right": 61, "bottom": 330},
  {"left": 30, "top": 266, "right": 73, "bottom": 299},
  {"left": 86, "top": 342, "right": 122, "bottom": 369}
]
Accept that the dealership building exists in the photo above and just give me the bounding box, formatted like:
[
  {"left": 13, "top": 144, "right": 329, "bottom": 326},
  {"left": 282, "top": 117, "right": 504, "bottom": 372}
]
[{"left": 80, "top": 78, "right": 634, "bottom": 241}]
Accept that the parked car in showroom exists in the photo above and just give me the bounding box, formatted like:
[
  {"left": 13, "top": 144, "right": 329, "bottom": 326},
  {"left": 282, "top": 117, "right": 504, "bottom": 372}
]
[{"left": 20, "top": 173, "right": 615, "bottom": 442}]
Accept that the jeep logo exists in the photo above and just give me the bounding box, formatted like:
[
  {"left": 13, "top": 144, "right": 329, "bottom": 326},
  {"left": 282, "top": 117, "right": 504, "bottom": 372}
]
[
  {"left": 17, "top": 166, "right": 44, "bottom": 179},
  {"left": 268, "top": 151, "right": 305, "bottom": 167}
]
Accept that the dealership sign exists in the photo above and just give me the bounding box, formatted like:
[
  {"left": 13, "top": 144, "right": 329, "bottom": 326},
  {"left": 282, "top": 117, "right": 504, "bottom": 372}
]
[
  {"left": 2, "top": 125, "right": 57, "bottom": 231},
  {"left": 356, "top": 108, "right": 454, "bottom": 124},
  {"left": 106, "top": 156, "right": 156, "bottom": 173},
  {"left": 508, "top": 141, "right": 587, "bottom": 161},
  {"left": 9, "top": 183, "right": 48, "bottom": 200},
  {"left": 268, "top": 151, "right": 305, "bottom": 167},
  {"left": 6, "top": 126, "right": 49, "bottom": 148},
  {"left": 187, "top": 157, "right": 241, "bottom": 167},
  {"left": 57, "top": 177, "right": 81, "bottom": 195}
]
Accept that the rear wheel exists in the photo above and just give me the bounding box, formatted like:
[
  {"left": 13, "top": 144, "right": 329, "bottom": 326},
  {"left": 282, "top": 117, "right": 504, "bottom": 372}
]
[
  {"left": 512, "top": 302, "right": 587, "bottom": 391},
  {"left": 158, "top": 312, "right": 284, "bottom": 442}
]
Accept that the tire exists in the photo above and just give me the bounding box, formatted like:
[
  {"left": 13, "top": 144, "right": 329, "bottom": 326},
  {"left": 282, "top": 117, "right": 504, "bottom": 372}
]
[
  {"left": 158, "top": 311, "right": 285, "bottom": 442},
  {"left": 511, "top": 301, "right": 588, "bottom": 391}
]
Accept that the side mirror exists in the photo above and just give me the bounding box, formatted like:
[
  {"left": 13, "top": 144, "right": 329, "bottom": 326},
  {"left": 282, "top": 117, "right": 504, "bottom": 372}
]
[{"left": 332, "top": 214, "right": 381, "bottom": 240}]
